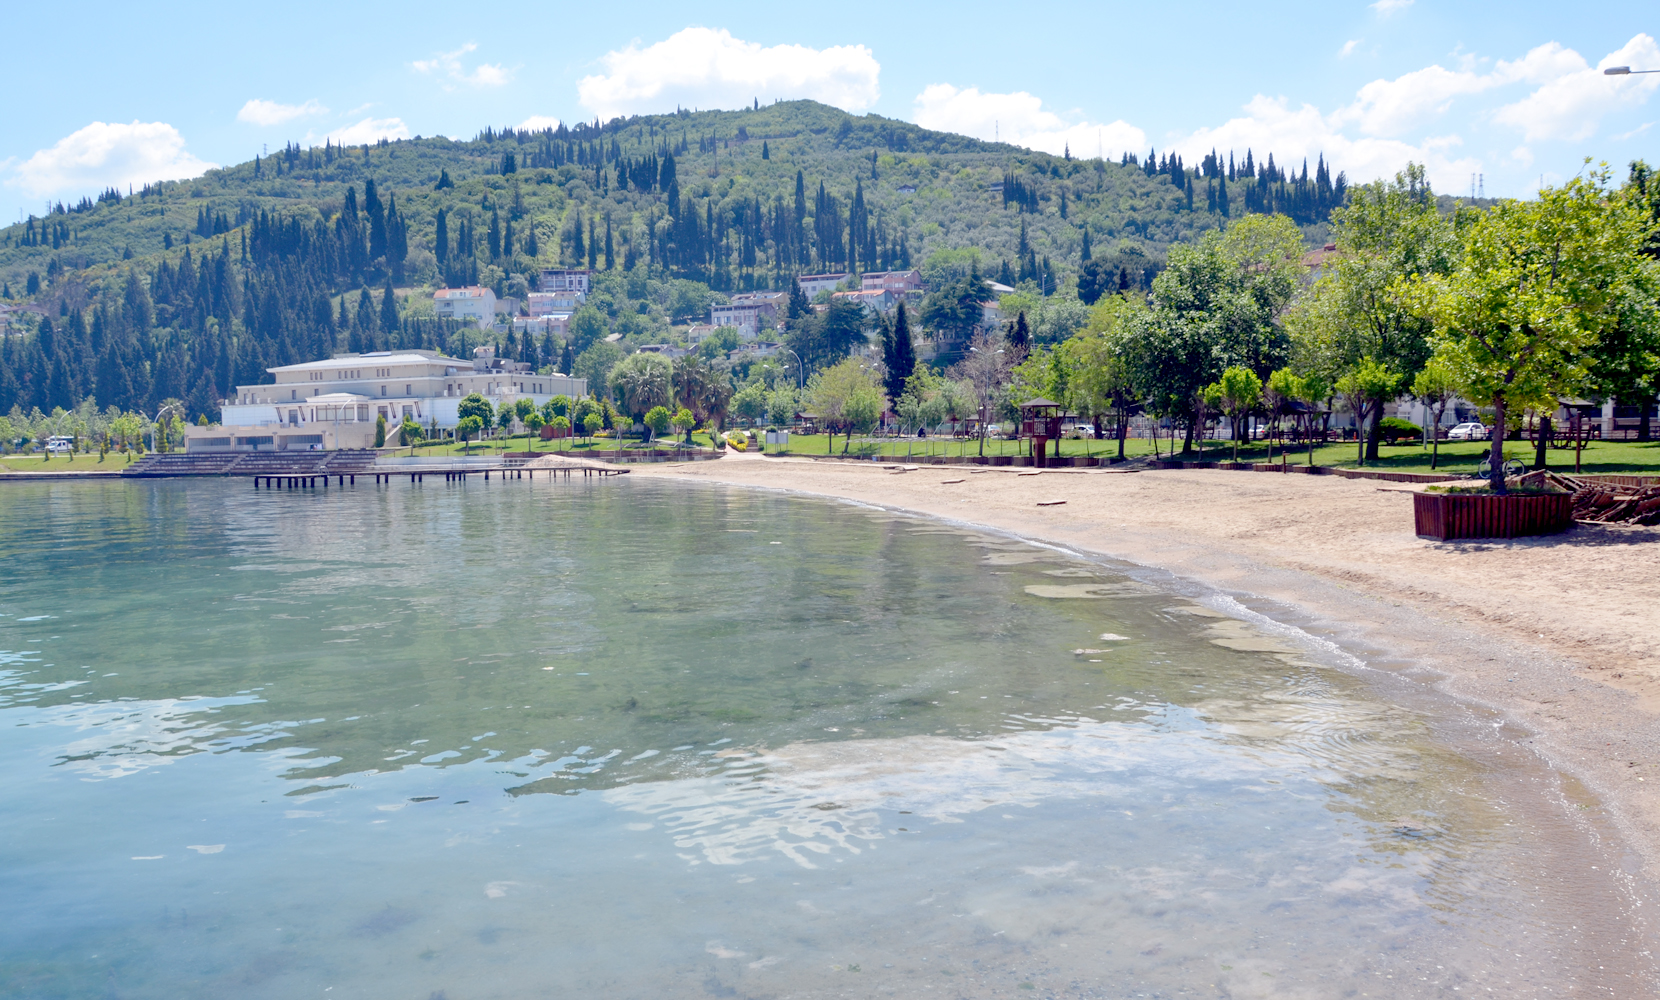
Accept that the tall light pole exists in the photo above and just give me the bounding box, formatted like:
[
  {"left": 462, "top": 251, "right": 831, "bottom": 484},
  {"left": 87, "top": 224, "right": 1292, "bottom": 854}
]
[
  {"left": 782, "top": 348, "right": 805, "bottom": 389},
  {"left": 1604, "top": 66, "right": 1660, "bottom": 75}
]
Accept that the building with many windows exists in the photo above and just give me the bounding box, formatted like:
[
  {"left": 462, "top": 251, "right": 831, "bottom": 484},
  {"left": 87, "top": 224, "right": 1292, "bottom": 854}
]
[{"left": 186, "top": 348, "right": 586, "bottom": 452}]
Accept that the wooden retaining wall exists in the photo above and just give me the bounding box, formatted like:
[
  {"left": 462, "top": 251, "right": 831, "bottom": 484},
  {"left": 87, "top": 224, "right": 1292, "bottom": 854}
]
[{"left": 1412, "top": 491, "right": 1574, "bottom": 541}]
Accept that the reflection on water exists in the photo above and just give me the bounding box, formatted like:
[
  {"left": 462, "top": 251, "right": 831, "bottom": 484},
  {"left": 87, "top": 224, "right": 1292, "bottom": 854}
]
[{"left": 0, "top": 478, "right": 1649, "bottom": 998}]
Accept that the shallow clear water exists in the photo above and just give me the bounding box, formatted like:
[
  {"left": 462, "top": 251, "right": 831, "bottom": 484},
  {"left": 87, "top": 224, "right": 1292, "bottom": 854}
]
[{"left": 0, "top": 478, "right": 1648, "bottom": 998}]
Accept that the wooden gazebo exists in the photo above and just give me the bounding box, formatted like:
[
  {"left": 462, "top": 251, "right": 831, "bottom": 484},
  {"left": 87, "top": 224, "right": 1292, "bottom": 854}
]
[{"left": 1020, "top": 398, "right": 1064, "bottom": 466}]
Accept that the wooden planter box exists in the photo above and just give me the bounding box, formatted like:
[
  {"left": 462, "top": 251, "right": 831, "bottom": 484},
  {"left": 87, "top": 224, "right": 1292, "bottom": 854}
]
[{"left": 1413, "top": 491, "right": 1573, "bottom": 540}]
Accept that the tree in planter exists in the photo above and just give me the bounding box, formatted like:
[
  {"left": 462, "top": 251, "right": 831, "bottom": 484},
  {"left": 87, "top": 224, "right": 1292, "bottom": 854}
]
[
  {"left": 1411, "top": 357, "right": 1459, "bottom": 469},
  {"left": 1333, "top": 357, "right": 1400, "bottom": 467},
  {"left": 1215, "top": 366, "right": 1262, "bottom": 463},
  {"left": 644, "top": 405, "right": 672, "bottom": 442},
  {"left": 456, "top": 414, "right": 483, "bottom": 455},
  {"left": 1408, "top": 168, "right": 1660, "bottom": 491},
  {"left": 374, "top": 414, "right": 387, "bottom": 448}
]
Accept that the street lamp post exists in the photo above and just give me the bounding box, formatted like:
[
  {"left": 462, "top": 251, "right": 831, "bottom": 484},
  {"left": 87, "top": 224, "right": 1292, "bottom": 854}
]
[
  {"left": 1604, "top": 66, "right": 1660, "bottom": 75},
  {"left": 782, "top": 348, "right": 805, "bottom": 389}
]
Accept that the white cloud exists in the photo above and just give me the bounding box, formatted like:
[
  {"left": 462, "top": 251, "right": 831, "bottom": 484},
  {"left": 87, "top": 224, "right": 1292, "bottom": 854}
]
[
  {"left": 518, "top": 115, "right": 563, "bottom": 132},
  {"left": 412, "top": 43, "right": 511, "bottom": 89},
  {"left": 1335, "top": 64, "right": 1491, "bottom": 137},
  {"left": 1370, "top": 0, "right": 1412, "bottom": 14},
  {"left": 577, "top": 27, "right": 879, "bottom": 119},
  {"left": 912, "top": 84, "right": 1145, "bottom": 160},
  {"left": 7, "top": 120, "right": 215, "bottom": 199},
  {"left": 1339, "top": 40, "right": 1359, "bottom": 58},
  {"left": 1492, "top": 34, "right": 1660, "bottom": 141},
  {"left": 309, "top": 117, "right": 411, "bottom": 146},
  {"left": 237, "top": 99, "right": 328, "bottom": 127},
  {"left": 1172, "top": 94, "right": 1480, "bottom": 187}
]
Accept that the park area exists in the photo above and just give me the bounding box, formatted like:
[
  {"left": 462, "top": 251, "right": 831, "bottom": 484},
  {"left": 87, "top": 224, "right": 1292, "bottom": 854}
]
[{"left": 758, "top": 431, "right": 1660, "bottom": 476}]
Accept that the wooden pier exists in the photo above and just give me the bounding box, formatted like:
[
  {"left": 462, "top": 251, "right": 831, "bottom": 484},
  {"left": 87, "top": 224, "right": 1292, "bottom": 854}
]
[{"left": 252, "top": 464, "right": 626, "bottom": 490}]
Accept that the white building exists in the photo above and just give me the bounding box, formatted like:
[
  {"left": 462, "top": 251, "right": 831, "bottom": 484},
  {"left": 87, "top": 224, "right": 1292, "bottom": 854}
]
[
  {"left": 539, "top": 269, "right": 593, "bottom": 295},
  {"left": 434, "top": 287, "right": 497, "bottom": 327},
  {"left": 528, "top": 291, "right": 583, "bottom": 315},
  {"left": 797, "top": 273, "right": 849, "bottom": 299},
  {"left": 860, "top": 270, "right": 924, "bottom": 296},
  {"left": 193, "top": 348, "right": 587, "bottom": 452}
]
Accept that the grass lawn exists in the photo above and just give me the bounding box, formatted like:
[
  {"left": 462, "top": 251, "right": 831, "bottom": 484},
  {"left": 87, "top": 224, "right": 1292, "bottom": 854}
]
[
  {"left": 0, "top": 452, "right": 142, "bottom": 472},
  {"left": 768, "top": 433, "right": 1660, "bottom": 475},
  {"left": 396, "top": 432, "right": 719, "bottom": 458}
]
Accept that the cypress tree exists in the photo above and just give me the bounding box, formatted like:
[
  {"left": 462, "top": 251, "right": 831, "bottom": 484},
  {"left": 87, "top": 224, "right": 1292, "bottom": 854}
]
[
  {"left": 1080, "top": 225, "right": 1091, "bottom": 262},
  {"left": 883, "top": 301, "right": 916, "bottom": 404},
  {"left": 762, "top": 141, "right": 769, "bottom": 160},
  {"left": 559, "top": 339, "right": 574, "bottom": 374},
  {"left": 1010, "top": 311, "right": 1030, "bottom": 351},
  {"left": 604, "top": 214, "right": 614, "bottom": 270},
  {"left": 379, "top": 280, "right": 399, "bottom": 337}
]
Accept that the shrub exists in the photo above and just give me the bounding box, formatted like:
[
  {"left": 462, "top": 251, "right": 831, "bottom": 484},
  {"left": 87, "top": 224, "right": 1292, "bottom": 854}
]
[{"left": 1380, "top": 417, "right": 1422, "bottom": 445}]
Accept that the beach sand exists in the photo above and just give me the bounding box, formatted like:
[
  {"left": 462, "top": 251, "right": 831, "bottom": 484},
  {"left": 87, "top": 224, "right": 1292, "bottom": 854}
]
[{"left": 634, "top": 451, "right": 1660, "bottom": 876}]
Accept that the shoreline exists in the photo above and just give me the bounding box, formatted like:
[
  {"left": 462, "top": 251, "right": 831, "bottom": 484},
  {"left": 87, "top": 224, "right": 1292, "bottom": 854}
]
[{"left": 633, "top": 454, "right": 1660, "bottom": 884}]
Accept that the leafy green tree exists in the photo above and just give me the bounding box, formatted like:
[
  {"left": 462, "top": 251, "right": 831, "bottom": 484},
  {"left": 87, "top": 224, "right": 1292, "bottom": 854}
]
[
  {"left": 581, "top": 412, "right": 602, "bottom": 441},
  {"left": 732, "top": 380, "right": 769, "bottom": 425},
  {"left": 809, "top": 358, "right": 886, "bottom": 454},
  {"left": 399, "top": 415, "right": 423, "bottom": 454},
  {"left": 671, "top": 406, "right": 696, "bottom": 443},
  {"left": 457, "top": 414, "right": 483, "bottom": 454},
  {"left": 374, "top": 414, "right": 387, "bottom": 448},
  {"left": 1411, "top": 357, "right": 1459, "bottom": 468},
  {"left": 922, "top": 265, "right": 991, "bottom": 361},
  {"left": 786, "top": 297, "right": 868, "bottom": 374},
  {"left": 574, "top": 342, "right": 624, "bottom": 393},
  {"left": 525, "top": 410, "right": 545, "bottom": 450},
  {"left": 644, "top": 405, "right": 672, "bottom": 441},
  {"left": 1291, "top": 165, "right": 1456, "bottom": 459},
  {"left": 1333, "top": 358, "right": 1400, "bottom": 467},
  {"left": 1215, "top": 366, "right": 1262, "bottom": 462},
  {"left": 610, "top": 352, "right": 673, "bottom": 422},
  {"left": 458, "top": 392, "right": 494, "bottom": 432},
  {"left": 1263, "top": 368, "right": 1301, "bottom": 465},
  {"left": 1408, "top": 167, "right": 1660, "bottom": 489},
  {"left": 767, "top": 387, "right": 797, "bottom": 428},
  {"left": 568, "top": 305, "right": 609, "bottom": 354},
  {"left": 549, "top": 414, "right": 570, "bottom": 448}
]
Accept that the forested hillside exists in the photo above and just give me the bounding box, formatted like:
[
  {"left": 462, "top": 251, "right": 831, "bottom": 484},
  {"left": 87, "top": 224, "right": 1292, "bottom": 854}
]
[{"left": 0, "top": 99, "right": 1353, "bottom": 424}]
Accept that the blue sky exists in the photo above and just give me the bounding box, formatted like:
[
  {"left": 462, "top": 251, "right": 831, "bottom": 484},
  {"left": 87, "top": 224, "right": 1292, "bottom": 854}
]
[{"left": 5, "top": 1, "right": 1657, "bottom": 221}]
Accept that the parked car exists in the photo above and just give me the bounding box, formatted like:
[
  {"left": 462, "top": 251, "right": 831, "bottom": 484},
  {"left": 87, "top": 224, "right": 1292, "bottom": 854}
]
[
  {"left": 1446, "top": 422, "right": 1490, "bottom": 441},
  {"left": 45, "top": 435, "right": 75, "bottom": 454}
]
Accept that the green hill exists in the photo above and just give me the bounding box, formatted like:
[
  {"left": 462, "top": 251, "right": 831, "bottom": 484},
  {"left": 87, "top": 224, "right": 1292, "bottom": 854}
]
[{"left": 0, "top": 100, "right": 1351, "bottom": 423}]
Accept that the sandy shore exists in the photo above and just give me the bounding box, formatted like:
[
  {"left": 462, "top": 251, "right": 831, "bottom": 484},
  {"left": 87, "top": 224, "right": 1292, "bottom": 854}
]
[{"left": 634, "top": 452, "right": 1660, "bottom": 875}]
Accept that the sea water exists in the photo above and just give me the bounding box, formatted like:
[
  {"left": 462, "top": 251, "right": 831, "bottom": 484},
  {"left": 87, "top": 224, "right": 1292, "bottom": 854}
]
[{"left": 0, "top": 477, "right": 1650, "bottom": 999}]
